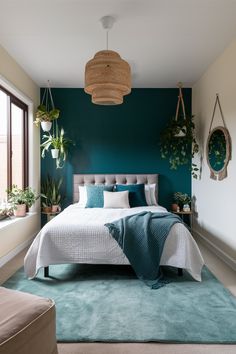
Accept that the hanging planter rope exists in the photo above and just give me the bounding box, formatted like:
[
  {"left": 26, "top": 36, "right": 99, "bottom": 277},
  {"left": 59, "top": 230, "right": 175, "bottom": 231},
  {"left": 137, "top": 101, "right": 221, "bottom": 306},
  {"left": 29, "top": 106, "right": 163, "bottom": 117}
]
[
  {"left": 160, "top": 83, "right": 199, "bottom": 177},
  {"left": 174, "top": 82, "right": 187, "bottom": 137},
  {"left": 34, "top": 80, "right": 60, "bottom": 131}
]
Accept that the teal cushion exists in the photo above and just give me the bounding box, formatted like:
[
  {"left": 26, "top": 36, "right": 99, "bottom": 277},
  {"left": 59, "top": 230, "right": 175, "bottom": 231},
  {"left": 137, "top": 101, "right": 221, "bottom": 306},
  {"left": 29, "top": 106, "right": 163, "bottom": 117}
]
[
  {"left": 86, "top": 185, "right": 114, "bottom": 208},
  {"left": 115, "top": 184, "right": 147, "bottom": 207}
]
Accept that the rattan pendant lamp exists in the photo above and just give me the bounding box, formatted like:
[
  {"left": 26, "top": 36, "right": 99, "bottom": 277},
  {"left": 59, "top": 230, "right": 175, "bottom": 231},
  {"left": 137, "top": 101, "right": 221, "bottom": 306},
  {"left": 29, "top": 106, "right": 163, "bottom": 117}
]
[{"left": 84, "top": 16, "right": 131, "bottom": 105}]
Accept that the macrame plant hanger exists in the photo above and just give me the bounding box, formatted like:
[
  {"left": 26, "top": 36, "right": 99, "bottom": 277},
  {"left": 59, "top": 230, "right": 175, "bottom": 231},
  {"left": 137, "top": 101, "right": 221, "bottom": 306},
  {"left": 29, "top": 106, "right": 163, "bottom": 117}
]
[
  {"left": 174, "top": 82, "right": 187, "bottom": 137},
  {"left": 207, "top": 93, "right": 231, "bottom": 180},
  {"left": 40, "top": 80, "right": 57, "bottom": 135}
]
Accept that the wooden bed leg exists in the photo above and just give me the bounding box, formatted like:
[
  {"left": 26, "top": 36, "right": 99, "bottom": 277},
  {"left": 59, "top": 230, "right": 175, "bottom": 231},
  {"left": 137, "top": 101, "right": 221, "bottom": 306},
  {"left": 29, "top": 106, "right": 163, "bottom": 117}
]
[
  {"left": 44, "top": 266, "right": 49, "bottom": 277},
  {"left": 178, "top": 268, "right": 183, "bottom": 276}
]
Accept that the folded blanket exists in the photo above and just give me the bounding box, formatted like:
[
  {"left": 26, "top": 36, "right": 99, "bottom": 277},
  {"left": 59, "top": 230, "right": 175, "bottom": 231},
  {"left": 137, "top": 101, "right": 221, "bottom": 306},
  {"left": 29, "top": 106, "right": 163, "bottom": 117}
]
[{"left": 105, "top": 212, "right": 182, "bottom": 289}]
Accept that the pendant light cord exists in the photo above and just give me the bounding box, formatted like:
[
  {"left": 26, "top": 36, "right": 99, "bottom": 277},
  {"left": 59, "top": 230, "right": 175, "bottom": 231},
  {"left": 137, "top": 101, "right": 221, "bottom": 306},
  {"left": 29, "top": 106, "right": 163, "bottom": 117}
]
[{"left": 106, "top": 30, "right": 109, "bottom": 50}]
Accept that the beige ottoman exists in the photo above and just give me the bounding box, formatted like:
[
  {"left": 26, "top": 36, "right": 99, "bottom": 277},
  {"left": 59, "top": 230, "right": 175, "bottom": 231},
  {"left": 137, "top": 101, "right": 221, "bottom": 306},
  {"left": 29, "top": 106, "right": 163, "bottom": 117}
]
[{"left": 0, "top": 287, "right": 58, "bottom": 354}]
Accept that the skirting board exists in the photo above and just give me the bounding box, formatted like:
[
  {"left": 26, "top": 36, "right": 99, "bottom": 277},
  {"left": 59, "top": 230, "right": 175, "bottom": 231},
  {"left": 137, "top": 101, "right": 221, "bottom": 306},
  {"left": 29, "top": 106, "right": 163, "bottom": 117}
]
[
  {"left": 193, "top": 229, "right": 236, "bottom": 272},
  {"left": 0, "top": 236, "right": 35, "bottom": 268}
]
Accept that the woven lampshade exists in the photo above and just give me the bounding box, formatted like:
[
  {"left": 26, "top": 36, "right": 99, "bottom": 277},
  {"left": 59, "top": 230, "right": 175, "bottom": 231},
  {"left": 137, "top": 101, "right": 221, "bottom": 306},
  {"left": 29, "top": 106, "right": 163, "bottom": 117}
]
[{"left": 84, "top": 50, "right": 131, "bottom": 105}]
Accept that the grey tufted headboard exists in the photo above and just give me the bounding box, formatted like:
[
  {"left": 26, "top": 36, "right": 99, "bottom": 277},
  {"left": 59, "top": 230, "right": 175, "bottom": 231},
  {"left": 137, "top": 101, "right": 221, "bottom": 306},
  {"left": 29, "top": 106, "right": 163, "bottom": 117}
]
[{"left": 73, "top": 174, "right": 158, "bottom": 203}]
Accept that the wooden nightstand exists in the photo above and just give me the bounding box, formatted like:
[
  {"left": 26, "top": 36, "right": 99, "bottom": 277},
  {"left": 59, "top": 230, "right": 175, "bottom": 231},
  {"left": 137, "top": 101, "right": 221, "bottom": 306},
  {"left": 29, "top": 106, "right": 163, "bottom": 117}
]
[{"left": 172, "top": 210, "right": 193, "bottom": 231}]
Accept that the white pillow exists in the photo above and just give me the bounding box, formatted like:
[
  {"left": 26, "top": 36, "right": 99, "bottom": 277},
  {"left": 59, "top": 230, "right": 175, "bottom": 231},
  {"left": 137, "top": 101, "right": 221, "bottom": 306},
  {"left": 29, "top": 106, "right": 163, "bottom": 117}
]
[
  {"left": 78, "top": 185, "right": 87, "bottom": 207},
  {"left": 103, "top": 191, "right": 130, "bottom": 209},
  {"left": 145, "top": 184, "right": 158, "bottom": 206}
]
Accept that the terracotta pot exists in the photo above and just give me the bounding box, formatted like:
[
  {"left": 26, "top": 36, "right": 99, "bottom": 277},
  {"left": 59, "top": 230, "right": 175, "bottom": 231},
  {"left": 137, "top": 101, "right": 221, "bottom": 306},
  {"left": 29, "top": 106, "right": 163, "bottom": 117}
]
[
  {"left": 14, "top": 204, "right": 26, "bottom": 217},
  {"left": 42, "top": 206, "right": 52, "bottom": 213},
  {"left": 51, "top": 205, "right": 59, "bottom": 213},
  {"left": 171, "top": 203, "right": 179, "bottom": 212},
  {"left": 51, "top": 149, "right": 59, "bottom": 159},
  {"left": 41, "top": 121, "right": 52, "bottom": 132}
]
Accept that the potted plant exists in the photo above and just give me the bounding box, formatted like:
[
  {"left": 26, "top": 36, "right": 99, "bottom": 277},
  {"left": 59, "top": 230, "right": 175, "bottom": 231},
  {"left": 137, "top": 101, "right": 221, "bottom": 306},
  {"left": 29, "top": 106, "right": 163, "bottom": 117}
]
[
  {"left": 51, "top": 177, "right": 63, "bottom": 212},
  {"left": 41, "top": 126, "right": 74, "bottom": 168},
  {"left": 34, "top": 104, "right": 60, "bottom": 132},
  {"left": 0, "top": 203, "right": 14, "bottom": 220},
  {"left": 41, "top": 175, "right": 63, "bottom": 213},
  {"left": 7, "top": 185, "right": 40, "bottom": 217},
  {"left": 173, "top": 192, "right": 191, "bottom": 211},
  {"left": 160, "top": 114, "right": 199, "bottom": 177}
]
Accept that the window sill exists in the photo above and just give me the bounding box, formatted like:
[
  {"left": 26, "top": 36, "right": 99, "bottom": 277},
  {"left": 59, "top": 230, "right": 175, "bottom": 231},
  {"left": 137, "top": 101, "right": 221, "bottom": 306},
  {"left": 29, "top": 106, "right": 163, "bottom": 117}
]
[{"left": 0, "top": 212, "right": 37, "bottom": 231}]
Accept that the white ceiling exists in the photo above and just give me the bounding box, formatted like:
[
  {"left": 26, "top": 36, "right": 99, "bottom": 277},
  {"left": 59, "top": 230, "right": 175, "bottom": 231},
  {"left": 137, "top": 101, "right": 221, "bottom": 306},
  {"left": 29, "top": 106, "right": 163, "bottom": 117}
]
[{"left": 1, "top": 0, "right": 236, "bottom": 88}]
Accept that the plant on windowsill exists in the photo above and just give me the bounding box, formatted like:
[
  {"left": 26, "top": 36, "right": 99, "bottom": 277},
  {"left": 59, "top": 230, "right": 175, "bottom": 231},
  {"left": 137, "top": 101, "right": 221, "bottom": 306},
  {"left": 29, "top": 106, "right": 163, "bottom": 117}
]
[
  {"left": 0, "top": 203, "right": 14, "bottom": 221},
  {"left": 7, "top": 185, "right": 41, "bottom": 217},
  {"left": 41, "top": 125, "right": 74, "bottom": 169}
]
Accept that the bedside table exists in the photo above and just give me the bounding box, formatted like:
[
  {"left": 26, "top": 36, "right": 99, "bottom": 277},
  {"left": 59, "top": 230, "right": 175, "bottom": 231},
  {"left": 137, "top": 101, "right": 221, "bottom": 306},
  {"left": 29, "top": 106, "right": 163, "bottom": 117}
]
[
  {"left": 172, "top": 210, "right": 193, "bottom": 231},
  {"left": 42, "top": 211, "right": 60, "bottom": 223}
]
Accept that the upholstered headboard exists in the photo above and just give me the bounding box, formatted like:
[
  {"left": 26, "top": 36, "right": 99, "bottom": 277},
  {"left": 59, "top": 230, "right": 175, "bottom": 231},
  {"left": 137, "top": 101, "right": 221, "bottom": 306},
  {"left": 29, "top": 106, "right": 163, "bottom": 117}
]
[{"left": 73, "top": 174, "right": 158, "bottom": 203}]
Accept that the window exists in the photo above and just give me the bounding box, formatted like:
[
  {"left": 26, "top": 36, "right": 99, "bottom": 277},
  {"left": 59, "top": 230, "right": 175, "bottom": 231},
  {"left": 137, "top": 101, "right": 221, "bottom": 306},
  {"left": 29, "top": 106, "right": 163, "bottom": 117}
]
[{"left": 0, "top": 85, "right": 28, "bottom": 201}]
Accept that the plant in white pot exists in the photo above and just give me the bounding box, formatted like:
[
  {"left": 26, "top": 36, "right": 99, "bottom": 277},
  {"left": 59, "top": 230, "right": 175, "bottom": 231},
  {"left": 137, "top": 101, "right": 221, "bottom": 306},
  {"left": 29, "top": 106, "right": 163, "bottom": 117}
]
[
  {"left": 34, "top": 82, "right": 60, "bottom": 132},
  {"left": 41, "top": 125, "right": 74, "bottom": 168},
  {"left": 7, "top": 185, "right": 40, "bottom": 217},
  {"left": 34, "top": 104, "right": 60, "bottom": 132}
]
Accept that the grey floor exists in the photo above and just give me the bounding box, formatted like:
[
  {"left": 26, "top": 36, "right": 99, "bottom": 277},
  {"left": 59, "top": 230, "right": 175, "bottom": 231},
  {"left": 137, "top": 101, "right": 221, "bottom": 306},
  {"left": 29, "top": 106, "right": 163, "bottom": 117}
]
[{"left": 1, "top": 239, "right": 236, "bottom": 354}]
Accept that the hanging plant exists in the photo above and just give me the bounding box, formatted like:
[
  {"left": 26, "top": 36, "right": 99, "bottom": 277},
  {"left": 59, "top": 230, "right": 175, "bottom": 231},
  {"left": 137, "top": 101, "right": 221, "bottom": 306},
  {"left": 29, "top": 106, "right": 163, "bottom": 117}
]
[
  {"left": 160, "top": 114, "right": 199, "bottom": 171},
  {"left": 159, "top": 83, "right": 199, "bottom": 178},
  {"left": 34, "top": 81, "right": 60, "bottom": 131},
  {"left": 41, "top": 125, "right": 74, "bottom": 169}
]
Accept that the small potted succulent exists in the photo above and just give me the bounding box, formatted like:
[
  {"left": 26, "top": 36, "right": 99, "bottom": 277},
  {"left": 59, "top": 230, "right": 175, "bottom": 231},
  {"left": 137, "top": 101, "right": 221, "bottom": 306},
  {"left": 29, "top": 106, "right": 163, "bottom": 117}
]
[
  {"left": 173, "top": 192, "right": 191, "bottom": 211},
  {"left": 34, "top": 104, "right": 60, "bottom": 132},
  {"left": 7, "top": 185, "right": 40, "bottom": 217}
]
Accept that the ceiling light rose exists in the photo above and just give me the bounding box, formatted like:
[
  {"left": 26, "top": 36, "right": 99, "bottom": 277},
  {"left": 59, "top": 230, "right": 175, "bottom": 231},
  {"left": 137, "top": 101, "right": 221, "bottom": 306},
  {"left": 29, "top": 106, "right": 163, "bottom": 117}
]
[{"left": 84, "top": 16, "right": 131, "bottom": 105}]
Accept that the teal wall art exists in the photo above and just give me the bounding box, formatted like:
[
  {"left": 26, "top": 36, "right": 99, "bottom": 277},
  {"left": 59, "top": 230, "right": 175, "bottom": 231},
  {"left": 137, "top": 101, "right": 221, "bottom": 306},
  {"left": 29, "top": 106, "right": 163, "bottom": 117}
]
[{"left": 41, "top": 88, "right": 192, "bottom": 209}]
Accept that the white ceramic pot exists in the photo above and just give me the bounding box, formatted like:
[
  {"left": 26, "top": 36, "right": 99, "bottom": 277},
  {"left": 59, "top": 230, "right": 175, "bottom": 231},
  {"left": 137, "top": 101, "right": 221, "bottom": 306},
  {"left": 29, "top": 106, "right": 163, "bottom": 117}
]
[
  {"left": 14, "top": 204, "right": 26, "bottom": 217},
  {"left": 174, "top": 125, "right": 186, "bottom": 137},
  {"left": 51, "top": 149, "right": 59, "bottom": 159},
  {"left": 41, "top": 121, "right": 52, "bottom": 132}
]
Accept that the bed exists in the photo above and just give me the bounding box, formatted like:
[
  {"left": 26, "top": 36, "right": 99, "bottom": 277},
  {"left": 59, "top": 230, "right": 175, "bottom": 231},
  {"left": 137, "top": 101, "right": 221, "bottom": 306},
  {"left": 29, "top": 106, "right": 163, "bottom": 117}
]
[{"left": 24, "top": 174, "right": 204, "bottom": 281}]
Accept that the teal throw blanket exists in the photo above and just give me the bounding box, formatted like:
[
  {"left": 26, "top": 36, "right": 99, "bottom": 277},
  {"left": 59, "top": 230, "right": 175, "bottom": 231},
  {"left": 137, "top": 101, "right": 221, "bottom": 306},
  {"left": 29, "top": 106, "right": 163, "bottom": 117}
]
[{"left": 105, "top": 212, "right": 182, "bottom": 289}]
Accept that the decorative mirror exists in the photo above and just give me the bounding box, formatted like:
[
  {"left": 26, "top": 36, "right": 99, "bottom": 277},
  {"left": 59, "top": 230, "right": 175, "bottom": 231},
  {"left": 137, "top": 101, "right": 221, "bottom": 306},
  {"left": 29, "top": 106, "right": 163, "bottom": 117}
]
[{"left": 206, "top": 95, "right": 232, "bottom": 180}]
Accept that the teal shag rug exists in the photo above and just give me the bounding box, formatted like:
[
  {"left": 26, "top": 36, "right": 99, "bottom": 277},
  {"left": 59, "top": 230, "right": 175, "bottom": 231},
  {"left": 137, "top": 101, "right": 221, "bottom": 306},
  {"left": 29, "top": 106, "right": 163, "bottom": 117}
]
[{"left": 3, "top": 264, "right": 236, "bottom": 343}]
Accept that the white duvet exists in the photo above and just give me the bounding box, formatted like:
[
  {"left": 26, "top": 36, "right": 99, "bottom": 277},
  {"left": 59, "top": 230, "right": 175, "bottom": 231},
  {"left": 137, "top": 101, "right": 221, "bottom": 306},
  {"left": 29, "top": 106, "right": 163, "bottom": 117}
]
[{"left": 24, "top": 205, "right": 204, "bottom": 281}]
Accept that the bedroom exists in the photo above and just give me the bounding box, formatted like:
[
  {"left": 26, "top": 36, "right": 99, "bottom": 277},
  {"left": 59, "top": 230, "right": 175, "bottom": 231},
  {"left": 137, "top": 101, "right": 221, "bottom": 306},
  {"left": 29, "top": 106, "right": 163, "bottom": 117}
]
[{"left": 0, "top": 0, "right": 235, "bottom": 353}]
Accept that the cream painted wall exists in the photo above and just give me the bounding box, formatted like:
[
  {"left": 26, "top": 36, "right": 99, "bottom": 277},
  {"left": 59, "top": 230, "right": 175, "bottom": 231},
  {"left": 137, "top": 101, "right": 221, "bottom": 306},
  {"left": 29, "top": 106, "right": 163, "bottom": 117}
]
[
  {"left": 192, "top": 39, "right": 236, "bottom": 262},
  {"left": 0, "top": 44, "right": 40, "bottom": 260}
]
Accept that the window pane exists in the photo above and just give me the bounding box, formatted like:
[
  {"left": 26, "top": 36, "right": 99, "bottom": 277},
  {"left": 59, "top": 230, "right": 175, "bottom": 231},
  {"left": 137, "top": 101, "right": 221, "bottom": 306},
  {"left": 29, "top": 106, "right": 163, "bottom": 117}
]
[
  {"left": 0, "top": 90, "right": 8, "bottom": 202},
  {"left": 11, "top": 103, "right": 24, "bottom": 189}
]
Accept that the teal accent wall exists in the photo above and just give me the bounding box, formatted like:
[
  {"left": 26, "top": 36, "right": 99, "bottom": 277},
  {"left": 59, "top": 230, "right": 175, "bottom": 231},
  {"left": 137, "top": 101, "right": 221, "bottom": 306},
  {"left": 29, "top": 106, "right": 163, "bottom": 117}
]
[{"left": 41, "top": 88, "right": 192, "bottom": 209}]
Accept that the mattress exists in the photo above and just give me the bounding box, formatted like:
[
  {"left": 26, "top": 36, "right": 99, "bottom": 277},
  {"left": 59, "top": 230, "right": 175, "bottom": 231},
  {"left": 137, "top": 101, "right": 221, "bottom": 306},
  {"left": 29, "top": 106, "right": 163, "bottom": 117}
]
[{"left": 24, "top": 205, "right": 204, "bottom": 281}]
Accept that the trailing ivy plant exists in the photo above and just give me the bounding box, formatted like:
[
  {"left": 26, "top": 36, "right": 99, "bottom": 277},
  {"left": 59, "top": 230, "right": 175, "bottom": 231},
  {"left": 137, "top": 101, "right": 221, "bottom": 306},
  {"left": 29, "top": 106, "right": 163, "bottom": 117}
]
[{"left": 160, "top": 114, "right": 199, "bottom": 178}]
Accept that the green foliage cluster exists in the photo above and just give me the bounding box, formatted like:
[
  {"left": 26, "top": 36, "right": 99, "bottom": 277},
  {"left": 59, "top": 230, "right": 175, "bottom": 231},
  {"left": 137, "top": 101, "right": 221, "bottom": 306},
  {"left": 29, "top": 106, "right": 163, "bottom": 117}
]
[
  {"left": 160, "top": 115, "right": 199, "bottom": 178},
  {"left": 41, "top": 126, "right": 74, "bottom": 168},
  {"left": 173, "top": 192, "right": 191, "bottom": 207},
  {"left": 7, "top": 185, "right": 40, "bottom": 208},
  {"left": 41, "top": 175, "right": 63, "bottom": 207},
  {"left": 34, "top": 104, "right": 60, "bottom": 126}
]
